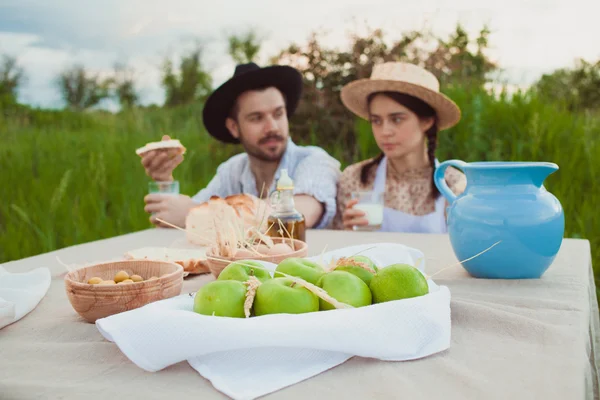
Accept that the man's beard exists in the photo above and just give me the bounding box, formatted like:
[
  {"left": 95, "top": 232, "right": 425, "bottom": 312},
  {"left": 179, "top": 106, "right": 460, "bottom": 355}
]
[{"left": 240, "top": 132, "right": 287, "bottom": 162}]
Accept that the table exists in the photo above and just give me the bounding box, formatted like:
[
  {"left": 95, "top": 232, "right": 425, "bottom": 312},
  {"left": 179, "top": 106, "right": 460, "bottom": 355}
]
[{"left": 0, "top": 228, "right": 598, "bottom": 400}]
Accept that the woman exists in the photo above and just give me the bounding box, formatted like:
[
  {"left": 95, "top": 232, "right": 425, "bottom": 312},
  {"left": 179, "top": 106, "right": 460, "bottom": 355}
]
[{"left": 332, "top": 62, "right": 466, "bottom": 233}]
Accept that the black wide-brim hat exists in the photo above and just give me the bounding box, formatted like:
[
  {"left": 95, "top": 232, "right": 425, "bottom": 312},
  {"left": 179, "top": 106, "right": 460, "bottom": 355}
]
[{"left": 202, "top": 62, "right": 303, "bottom": 144}]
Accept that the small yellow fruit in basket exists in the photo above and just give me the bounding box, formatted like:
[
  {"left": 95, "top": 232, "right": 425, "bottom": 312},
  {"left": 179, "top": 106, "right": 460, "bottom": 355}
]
[
  {"left": 130, "top": 275, "right": 143, "bottom": 282},
  {"left": 99, "top": 280, "right": 116, "bottom": 285},
  {"left": 114, "top": 271, "right": 129, "bottom": 283},
  {"left": 118, "top": 279, "right": 134, "bottom": 284},
  {"left": 87, "top": 277, "right": 103, "bottom": 284}
]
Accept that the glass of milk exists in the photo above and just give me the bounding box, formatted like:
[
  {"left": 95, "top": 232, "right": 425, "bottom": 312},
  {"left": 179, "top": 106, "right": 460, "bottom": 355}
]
[
  {"left": 148, "top": 181, "right": 180, "bottom": 195},
  {"left": 147, "top": 181, "right": 180, "bottom": 219},
  {"left": 351, "top": 191, "right": 384, "bottom": 231}
]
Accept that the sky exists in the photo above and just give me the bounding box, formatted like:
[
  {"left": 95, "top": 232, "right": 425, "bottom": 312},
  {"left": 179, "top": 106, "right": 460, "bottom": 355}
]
[{"left": 0, "top": 0, "right": 599, "bottom": 109}]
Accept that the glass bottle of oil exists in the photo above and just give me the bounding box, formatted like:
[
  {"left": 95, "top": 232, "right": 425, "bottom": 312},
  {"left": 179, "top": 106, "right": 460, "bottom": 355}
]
[{"left": 267, "top": 169, "right": 306, "bottom": 242}]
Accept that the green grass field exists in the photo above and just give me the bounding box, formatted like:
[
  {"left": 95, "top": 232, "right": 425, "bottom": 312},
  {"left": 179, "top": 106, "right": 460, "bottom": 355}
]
[{"left": 1, "top": 87, "right": 598, "bottom": 291}]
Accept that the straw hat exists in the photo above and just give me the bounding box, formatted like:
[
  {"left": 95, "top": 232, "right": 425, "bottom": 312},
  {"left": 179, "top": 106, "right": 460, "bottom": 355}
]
[{"left": 340, "top": 62, "right": 461, "bottom": 130}]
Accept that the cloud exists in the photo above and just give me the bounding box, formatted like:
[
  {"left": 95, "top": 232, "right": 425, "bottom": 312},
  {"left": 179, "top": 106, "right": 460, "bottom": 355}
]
[
  {"left": 1, "top": 0, "right": 599, "bottom": 109},
  {"left": 0, "top": 1, "right": 121, "bottom": 50},
  {"left": 4, "top": 37, "right": 116, "bottom": 108}
]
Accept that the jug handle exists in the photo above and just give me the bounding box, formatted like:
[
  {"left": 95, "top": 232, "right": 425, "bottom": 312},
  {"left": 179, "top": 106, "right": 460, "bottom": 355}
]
[{"left": 434, "top": 160, "right": 468, "bottom": 205}]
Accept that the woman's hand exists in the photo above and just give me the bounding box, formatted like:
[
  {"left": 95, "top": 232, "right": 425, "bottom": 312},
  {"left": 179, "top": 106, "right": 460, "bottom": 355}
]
[{"left": 342, "top": 199, "right": 368, "bottom": 230}]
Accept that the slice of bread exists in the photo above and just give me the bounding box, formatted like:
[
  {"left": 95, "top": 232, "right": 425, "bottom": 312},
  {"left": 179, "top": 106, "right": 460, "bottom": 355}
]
[
  {"left": 124, "top": 247, "right": 209, "bottom": 274},
  {"left": 135, "top": 139, "right": 187, "bottom": 156}
]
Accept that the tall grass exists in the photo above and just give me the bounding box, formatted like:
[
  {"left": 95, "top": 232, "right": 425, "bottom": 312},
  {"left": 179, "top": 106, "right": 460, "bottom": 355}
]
[
  {"left": 1, "top": 87, "right": 598, "bottom": 292},
  {"left": 0, "top": 104, "right": 241, "bottom": 262}
]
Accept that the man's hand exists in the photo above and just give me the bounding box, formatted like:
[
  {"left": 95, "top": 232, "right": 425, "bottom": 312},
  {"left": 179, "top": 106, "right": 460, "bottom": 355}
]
[
  {"left": 144, "top": 193, "right": 195, "bottom": 228},
  {"left": 140, "top": 135, "right": 184, "bottom": 182}
]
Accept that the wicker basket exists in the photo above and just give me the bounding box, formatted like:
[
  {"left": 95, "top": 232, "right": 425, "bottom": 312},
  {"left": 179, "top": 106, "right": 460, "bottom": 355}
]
[{"left": 206, "top": 237, "right": 308, "bottom": 278}]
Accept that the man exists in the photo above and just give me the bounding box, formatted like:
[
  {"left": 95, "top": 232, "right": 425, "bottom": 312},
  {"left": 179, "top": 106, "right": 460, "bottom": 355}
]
[{"left": 142, "top": 62, "right": 341, "bottom": 229}]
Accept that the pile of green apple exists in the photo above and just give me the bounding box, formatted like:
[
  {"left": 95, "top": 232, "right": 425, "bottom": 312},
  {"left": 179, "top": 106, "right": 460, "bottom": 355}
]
[{"left": 193, "top": 255, "right": 430, "bottom": 318}]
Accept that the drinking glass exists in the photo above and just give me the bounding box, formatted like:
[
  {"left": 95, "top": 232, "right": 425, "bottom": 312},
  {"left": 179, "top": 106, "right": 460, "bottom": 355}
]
[
  {"left": 148, "top": 180, "right": 180, "bottom": 195},
  {"left": 351, "top": 191, "right": 384, "bottom": 231}
]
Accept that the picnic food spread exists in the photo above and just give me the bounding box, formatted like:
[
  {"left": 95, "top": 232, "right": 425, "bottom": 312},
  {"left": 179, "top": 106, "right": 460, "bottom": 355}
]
[
  {"left": 37, "top": 136, "right": 577, "bottom": 399},
  {"left": 75, "top": 137, "right": 487, "bottom": 324},
  {"left": 4, "top": 228, "right": 593, "bottom": 400},
  {"left": 61, "top": 152, "right": 439, "bottom": 329}
]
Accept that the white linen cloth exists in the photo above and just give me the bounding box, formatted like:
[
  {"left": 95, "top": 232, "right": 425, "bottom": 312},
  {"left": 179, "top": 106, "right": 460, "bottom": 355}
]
[
  {"left": 0, "top": 266, "right": 51, "bottom": 330},
  {"left": 96, "top": 243, "right": 451, "bottom": 400}
]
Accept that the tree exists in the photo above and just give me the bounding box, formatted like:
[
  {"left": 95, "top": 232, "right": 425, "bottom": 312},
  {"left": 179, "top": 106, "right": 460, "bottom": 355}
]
[
  {"left": 270, "top": 28, "right": 422, "bottom": 158},
  {"left": 0, "top": 54, "right": 25, "bottom": 104},
  {"left": 424, "top": 24, "right": 497, "bottom": 87},
  {"left": 532, "top": 58, "right": 600, "bottom": 111},
  {"left": 161, "top": 46, "right": 212, "bottom": 107},
  {"left": 228, "top": 30, "right": 263, "bottom": 64},
  {"left": 270, "top": 24, "right": 498, "bottom": 163},
  {"left": 112, "top": 63, "right": 138, "bottom": 108},
  {"left": 57, "top": 64, "right": 111, "bottom": 111}
]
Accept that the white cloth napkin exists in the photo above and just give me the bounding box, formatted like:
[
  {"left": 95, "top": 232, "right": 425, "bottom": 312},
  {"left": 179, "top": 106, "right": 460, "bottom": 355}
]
[
  {"left": 0, "top": 266, "right": 51, "bottom": 330},
  {"left": 96, "top": 243, "right": 451, "bottom": 400}
]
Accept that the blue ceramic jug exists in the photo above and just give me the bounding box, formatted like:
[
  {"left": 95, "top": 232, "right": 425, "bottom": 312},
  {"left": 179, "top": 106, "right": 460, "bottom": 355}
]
[{"left": 434, "top": 160, "right": 565, "bottom": 279}]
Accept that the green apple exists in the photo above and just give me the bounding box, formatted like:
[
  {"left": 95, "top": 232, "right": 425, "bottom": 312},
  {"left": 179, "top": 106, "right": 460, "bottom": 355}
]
[
  {"left": 369, "top": 263, "right": 429, "bottom": 303},
  {"left": 334, "top": 255, "right": 379, "bottom": 286},
  {"left": 253, "top": 278, "right": 319, "bottom": 316},
  {"left": 193, "top": 280, "right": 247, "bottom": 318},
  {"left": 316, "top": 271, "right": 372, "bottom": 311},
  {"left": 274, "top": 258, "right": 325, "bottom": 285},
  {"left": 218, "top": 260, "right": 271, "bottom": 283}
]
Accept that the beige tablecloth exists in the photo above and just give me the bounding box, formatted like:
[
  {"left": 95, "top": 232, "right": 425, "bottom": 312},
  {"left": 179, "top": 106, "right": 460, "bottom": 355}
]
[{"left": 0, "top": 228, "right": 598, "bottom": 400}]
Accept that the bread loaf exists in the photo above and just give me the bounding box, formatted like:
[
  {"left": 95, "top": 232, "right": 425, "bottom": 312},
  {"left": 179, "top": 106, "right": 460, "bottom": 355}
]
[{"left": 185, "top": 194, "right": 267, "bottom": 246}]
